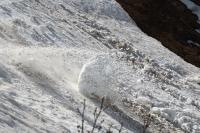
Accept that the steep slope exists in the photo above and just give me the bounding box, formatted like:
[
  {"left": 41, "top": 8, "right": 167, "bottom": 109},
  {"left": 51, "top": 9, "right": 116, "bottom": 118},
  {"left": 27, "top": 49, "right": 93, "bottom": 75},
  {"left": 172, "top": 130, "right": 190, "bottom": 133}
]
[
  {"left": 116, "top": 0, "right": 200, "bottom": 67},
  {"left": 0, "top": 0, "right": 200, "bottom": 132}
]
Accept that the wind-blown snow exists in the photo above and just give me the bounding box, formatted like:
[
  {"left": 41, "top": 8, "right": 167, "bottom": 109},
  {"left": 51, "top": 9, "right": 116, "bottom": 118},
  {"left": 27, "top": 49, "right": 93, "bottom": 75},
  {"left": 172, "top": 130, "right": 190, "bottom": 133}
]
[
  {"left": 78, "top": 54, "right": 122, "bottom": 104},
  {"left": 0, "top": 0, "right": 200, "bottom": 132}
]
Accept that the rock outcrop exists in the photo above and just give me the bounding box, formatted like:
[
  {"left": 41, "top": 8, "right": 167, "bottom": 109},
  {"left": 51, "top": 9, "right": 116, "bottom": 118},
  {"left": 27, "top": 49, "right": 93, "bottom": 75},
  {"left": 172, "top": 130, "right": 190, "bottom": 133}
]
[{"left": 116, "top": 0, "right": 200, "bottom": 67}]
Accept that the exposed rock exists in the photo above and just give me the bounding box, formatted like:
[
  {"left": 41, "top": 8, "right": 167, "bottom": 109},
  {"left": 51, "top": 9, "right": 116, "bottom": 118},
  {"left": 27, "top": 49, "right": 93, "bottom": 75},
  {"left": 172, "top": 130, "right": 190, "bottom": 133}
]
[{"left": 116, "top": 0, "right": 200, "bottom": 67}]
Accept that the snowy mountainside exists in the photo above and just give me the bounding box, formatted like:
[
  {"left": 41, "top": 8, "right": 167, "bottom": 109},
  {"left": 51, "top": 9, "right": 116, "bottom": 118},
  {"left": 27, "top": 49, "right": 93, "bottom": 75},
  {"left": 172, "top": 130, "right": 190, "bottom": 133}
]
[{"left": 0, "top": 0, "right": 200, "bottom": 133}]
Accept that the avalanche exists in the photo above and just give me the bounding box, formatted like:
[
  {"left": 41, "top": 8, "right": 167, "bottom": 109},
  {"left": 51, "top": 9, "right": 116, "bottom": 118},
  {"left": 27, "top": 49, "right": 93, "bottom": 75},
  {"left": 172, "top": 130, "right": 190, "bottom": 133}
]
[{"left": 0, "top": 0, "right": 200, "bottom": 133}]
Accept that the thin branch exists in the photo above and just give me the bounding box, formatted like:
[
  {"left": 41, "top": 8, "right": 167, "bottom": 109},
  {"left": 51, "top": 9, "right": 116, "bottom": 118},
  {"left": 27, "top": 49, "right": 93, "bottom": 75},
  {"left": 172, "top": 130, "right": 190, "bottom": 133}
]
[
  {"left": 108, "top": 123, "right": 113, "bottom": 132},
  {"left": 143, "top": 114, "right": 152, "bottom": 133},
  {"left": 91, "top": 97, "right": 105, "bottom": 133},
  {"left": 81, "top": 99, "right": 86, "bottom": 133},
  {"left": 118, "top": 122, "right": 123, "bottom": 133}
]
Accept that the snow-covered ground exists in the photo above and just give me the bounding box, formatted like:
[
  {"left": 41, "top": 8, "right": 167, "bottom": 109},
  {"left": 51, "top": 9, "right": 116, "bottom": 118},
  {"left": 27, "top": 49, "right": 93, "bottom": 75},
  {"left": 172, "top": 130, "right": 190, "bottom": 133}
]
[{"left": 0, "top": 0, "right": 200, "bottom": 132}]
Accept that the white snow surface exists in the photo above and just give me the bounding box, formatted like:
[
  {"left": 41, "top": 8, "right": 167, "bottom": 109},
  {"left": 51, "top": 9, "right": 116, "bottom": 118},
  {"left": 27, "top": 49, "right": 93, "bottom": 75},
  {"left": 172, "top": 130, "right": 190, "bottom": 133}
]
[
  {"left": 0, "top": 0, "right": 200, "bottom": 132},
  {"left": 78, "top": 55, "right": 120, "bottom": 103}
]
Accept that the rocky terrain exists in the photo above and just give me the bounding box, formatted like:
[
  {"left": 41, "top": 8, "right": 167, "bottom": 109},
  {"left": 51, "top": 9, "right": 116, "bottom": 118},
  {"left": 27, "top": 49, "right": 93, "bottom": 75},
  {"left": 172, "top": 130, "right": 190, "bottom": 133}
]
[{"left": 116, "top": 0, "right": 200, "bottom": 67}]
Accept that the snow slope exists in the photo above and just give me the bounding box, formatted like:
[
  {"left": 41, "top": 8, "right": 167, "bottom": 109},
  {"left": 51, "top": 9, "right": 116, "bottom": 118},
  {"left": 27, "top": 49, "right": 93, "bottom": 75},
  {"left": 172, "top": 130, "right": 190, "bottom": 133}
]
[{"left": 0, "top": 0, "right": 200, "bottom": 132}]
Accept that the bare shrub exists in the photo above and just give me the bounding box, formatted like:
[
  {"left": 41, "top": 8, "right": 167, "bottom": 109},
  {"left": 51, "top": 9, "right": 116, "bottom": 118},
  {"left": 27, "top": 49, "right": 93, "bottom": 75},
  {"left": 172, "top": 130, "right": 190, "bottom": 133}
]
[{"left": 77, "top": 97, "right": 123, "bottom": 133}]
